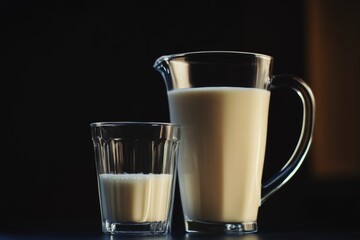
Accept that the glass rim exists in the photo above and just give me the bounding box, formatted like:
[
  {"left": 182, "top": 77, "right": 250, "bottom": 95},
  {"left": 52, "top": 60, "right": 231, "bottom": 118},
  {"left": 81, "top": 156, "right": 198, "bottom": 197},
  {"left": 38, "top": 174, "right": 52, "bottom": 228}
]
[{"left": 90, "top": 121, "right": 180, "bottom": 128}]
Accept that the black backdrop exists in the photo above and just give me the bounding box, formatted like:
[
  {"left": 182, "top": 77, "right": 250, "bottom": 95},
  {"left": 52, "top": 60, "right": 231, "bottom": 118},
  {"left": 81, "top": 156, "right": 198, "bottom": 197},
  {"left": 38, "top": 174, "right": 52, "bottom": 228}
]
[{"left": 1, "top": 0, "right": 358, "bottom": 234}]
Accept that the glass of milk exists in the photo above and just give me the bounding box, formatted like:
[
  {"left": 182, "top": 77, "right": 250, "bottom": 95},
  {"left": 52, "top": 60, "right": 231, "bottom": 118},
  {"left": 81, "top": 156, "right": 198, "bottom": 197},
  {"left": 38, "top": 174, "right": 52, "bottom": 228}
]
[
  {"left": 154, "top": 51, "right": 315, "bottom": 234},
  {"left": 90, "top": 122, "right": 180, "bottom": 235}
]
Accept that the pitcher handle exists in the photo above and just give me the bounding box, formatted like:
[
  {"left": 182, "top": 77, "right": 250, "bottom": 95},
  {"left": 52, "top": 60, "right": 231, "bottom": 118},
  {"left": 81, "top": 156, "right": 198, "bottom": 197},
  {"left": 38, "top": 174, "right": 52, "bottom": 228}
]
[{"left": 261, "top": 75, "right": 315, "bottom": 205}]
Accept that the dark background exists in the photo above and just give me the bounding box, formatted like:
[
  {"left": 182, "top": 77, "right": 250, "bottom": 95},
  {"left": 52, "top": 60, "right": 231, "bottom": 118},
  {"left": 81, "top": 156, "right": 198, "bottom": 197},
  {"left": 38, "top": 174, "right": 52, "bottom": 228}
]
[{"left": 1, "top": 0, "right": 359, "bottom": 235}]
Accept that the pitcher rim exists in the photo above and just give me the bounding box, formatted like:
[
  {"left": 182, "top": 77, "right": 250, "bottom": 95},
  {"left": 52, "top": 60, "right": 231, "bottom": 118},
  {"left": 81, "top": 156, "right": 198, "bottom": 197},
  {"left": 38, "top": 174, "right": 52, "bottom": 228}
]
[{"left": 154, "top": 50, "right": 273, "bottom": 66}]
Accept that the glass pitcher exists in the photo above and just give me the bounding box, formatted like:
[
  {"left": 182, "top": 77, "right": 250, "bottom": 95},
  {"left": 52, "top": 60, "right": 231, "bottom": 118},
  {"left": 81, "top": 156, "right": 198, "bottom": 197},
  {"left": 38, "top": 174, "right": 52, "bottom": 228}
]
[{"left": 154, "top": 51, "right": 315, "bottom": 234}]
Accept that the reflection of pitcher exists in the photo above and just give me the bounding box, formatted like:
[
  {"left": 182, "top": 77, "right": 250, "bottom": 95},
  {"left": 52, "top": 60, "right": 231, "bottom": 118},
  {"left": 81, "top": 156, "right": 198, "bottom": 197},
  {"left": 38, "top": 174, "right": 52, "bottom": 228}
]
[{"left": 154, "top": 51, "right": 315, "bottom": 234}]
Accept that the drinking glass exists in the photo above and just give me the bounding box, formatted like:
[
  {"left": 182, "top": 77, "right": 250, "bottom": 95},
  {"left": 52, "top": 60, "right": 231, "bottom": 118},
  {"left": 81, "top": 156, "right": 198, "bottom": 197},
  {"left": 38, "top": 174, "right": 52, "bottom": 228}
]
[{"left": 90, "top": 122, "right": 181, "bottom": 235}]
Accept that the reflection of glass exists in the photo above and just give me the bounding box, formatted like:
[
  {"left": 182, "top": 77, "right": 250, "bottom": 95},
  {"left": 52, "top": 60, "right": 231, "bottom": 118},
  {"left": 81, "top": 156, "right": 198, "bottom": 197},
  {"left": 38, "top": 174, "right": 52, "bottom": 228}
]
[
  {"left": 108, "top": 235, "right": 173, "bottom": 240},
  {"left": 91, "top": 122, "right": 180, "bottom": 235},
  {"left": 154, "top": 51, "right": 315, "bottom": 234}
]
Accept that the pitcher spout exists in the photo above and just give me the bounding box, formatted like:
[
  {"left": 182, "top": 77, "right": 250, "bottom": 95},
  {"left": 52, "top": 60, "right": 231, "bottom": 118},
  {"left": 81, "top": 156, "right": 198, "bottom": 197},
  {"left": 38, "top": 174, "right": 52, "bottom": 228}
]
[
  {"left": 153, "top": 55, "right": 169, "bottom": 74},
  {"left": 153, "top": 55, "right": 174, "bottom": 91}
]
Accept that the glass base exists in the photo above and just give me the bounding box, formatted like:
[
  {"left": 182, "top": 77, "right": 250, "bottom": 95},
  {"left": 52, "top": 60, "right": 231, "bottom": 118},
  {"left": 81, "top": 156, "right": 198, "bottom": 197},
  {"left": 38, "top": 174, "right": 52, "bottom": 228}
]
[
  {"left": 185, "top": 220, "right": 258, "bottom": 234},
  {"left": 102, "top": 220, "right": 170, "bottom": 235}
]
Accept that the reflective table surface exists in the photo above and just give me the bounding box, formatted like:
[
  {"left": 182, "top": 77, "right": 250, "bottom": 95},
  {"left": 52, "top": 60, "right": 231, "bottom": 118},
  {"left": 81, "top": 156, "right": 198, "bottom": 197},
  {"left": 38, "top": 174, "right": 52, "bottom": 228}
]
[{"left": 1, "top": 231, "right": 360, "bottom": 240}]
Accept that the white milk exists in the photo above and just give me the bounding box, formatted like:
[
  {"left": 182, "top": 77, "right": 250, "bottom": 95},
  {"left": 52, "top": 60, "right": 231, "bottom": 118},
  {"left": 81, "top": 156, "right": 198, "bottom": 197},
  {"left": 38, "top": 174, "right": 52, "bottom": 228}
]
[
  {"left": 98, "top": 173, "right": 173, "bottom": 222},
  {"left": 168, "top": 87, "right": 270, "bottom": 222}
]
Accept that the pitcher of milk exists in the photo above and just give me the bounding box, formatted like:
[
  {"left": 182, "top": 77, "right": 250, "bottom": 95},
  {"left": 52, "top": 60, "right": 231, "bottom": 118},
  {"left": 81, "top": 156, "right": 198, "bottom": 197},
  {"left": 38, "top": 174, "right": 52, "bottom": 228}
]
[{"left": 154, "top": 51, "right": 315, "bottom": 234}]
